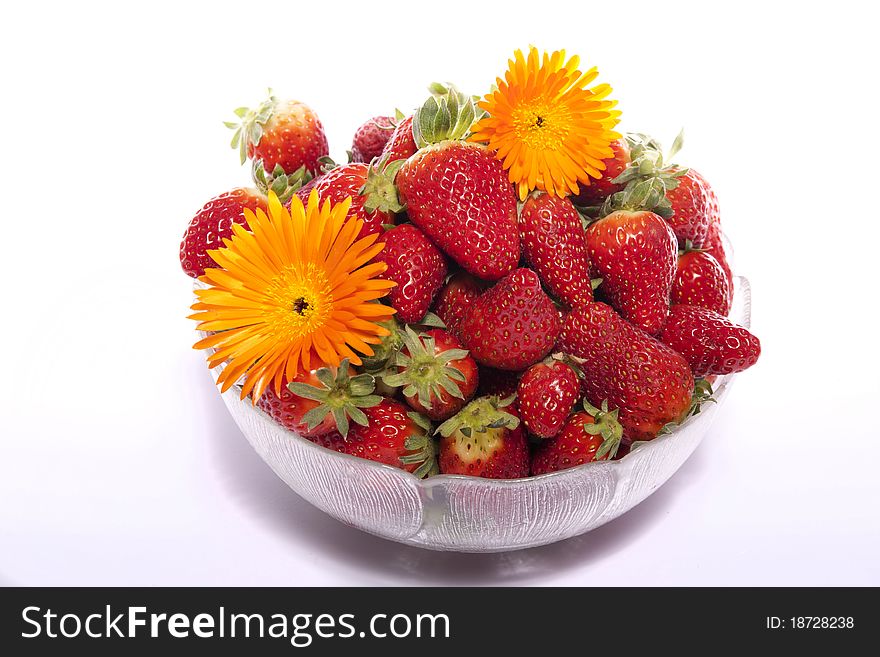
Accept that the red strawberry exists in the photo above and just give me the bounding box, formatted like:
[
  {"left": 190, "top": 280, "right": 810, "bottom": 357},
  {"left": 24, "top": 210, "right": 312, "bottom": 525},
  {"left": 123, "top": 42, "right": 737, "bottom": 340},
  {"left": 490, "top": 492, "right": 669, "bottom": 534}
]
[
  {"left": 228, "top": 92, "right": 329, "bottom": 176},
  {"left": 380, "top": 115, "right": 417, "bottom": 163},
  {"left": 179, "top": 188, "right": 267, "bottom": 278},
  {"left": 672, "top": 249, "right": 732, "bottom": 315},
  {"left": 517, "top": 360, "right": 580, "bottom": 439},
  {"left": 664, "top": 168, "right": 715, "bottom": 246},
  {"left": 586, "top": 209, "right": 677, "bottom": 335},
  {"left": 373, "top": 224, "right": 448, "bottom": 322},
  {"left": 572, "top": 138, "right": 631, "bottom": 206},
  {"left": 382, "top": 327, "right": 478, "bottom": 420},
  {"left": 600, "top": 133, "right": 717, "bottom": 248},
  {"left": 309, "top": 162, "right": 395, "bottom": 240},
  {"left": 660, "top": 304, "right": 761, "bottom": 377},
  {"left": 351, "top": 115, "right": 396, "bottom": 163},
  {"left": 306, "top": 430, "right": 348, "bottom": 452},
  {"left": 459, "top": 268, "right": 561, "bottom": 371},
  {"left": 557, "top": 302, "right": 695, "bottom": 442},
  {"left": 701, "top": 218, "right": 734, "bottom": 302},
  {"left": 398, "top": 141, "right": 519, "bottom": 279},
  {"left": 519, "top": 192, "right": 593, "bottom": 307},
  {"left": 530, "top": 399, "right": 624, "bottom": 474},
  {"left": 395, "top": 88, "right": 520, "bottom": 280},
  {"left": 257, "top": 359, "right": 382, "bottom": 438},
  {"left": 436, "top": 396, "right": 528, "bottom": 479},
  {"left": 477, "top": 367, "right": 520, "bottom": 399},
  {"left": 432, "top": 272, "right": 486, "bottom": 338},
  {"left": 343, "top": 400, "right": 438, "bottom": 478}
]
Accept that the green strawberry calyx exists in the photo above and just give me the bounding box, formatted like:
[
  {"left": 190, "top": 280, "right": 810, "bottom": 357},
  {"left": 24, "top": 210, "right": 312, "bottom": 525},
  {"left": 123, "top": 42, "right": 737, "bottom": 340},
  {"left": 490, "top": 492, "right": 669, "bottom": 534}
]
[
  {"left": 287, "top": 359, "right": 383, "bottom": 437},
  {"left": 360, "top": 318, "right": 405, "bottom": 374},
  {"left": 412, "top": 82, "right": 485, "bottom": 148},
  {"left": 600, "top": 130, "right": 689, "bottom": 219},
  {"left": 252, "top": 161, "right": 312, "bottom": 204},
  {"left": 226, "top": 89, "right": 278, "bottom": 165},
  {"left": 436, "top": 395, "right": 519, "bottom": 440},
  {"left": 382, "top": 326, "right": 470, "bottom": 412},
  {"left": 399, "top": 412, "right": 440, "bottom": 479},
  {"left": 581, "top": 399, "right": 623, "bottom": 459},
  {"left": 360, "top": 155, "right": 406, "bottom": 214}
]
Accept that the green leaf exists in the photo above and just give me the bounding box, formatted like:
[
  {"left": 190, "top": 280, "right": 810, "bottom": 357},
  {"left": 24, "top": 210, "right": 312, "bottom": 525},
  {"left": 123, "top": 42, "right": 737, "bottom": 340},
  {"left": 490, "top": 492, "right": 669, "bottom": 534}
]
[
  {"left": 347, "top": 374, "right": 376, "bottom": 398},
  {"left": 446, "top": 368, "right": 466, "bottom": 382},
  {"left": 417, "top": 312, "right": 447, "bottom": 329},
  {"left": 301, "top": 406, "right": 329, "bottom": 431},
  {"left": 287, "top": 382, "right": 328, "bottom": 401},
  {"left": 438, "top": 376, "right": 463, "bottom": 400},
  {"left": 315, "top": 368, "right": 336, "bottom": 389},
  {"left": 348, "top": 406, "right": 369, "bottom": 427},
  {"left": 668, "top": 129, "right": 685, "bottom": 162},
  {"left": 380, "top": 372, "right": 406, "bottom": 388},
  {"left": 353, "top": 394, "right": 383, "bottom": 408},
  {"left": 332, "top": 407, "right": 349, "bottom": 438}
]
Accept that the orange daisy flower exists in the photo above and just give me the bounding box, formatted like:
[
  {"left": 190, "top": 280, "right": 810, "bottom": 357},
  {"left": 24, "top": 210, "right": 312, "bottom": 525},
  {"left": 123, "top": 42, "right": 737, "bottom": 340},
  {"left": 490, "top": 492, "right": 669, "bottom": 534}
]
[
  {"left": 189, "top": 191, "right": 396, "bottom": 401},
  {"left": 470, "top": 46, "right": 622, "bottom": 200}
]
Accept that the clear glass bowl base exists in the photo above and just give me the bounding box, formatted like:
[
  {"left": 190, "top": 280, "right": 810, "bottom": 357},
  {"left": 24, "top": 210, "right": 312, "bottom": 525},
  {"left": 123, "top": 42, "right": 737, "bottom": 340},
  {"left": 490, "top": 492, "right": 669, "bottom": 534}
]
[{"left": 205, "top": 277, "right": 751, "bottom": 552}]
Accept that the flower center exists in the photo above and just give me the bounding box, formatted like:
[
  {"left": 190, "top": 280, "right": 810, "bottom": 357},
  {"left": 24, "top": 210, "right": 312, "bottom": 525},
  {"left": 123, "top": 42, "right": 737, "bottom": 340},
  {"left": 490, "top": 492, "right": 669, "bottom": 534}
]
[
  {"left": 512, "top": 99, "right": 572, "bottom": 150},
  {"left": 265, "top": 263, "right": 332, "bottom": 340},
  {"left": 292, "top": 297, "right": 311, "bottom": 315}
]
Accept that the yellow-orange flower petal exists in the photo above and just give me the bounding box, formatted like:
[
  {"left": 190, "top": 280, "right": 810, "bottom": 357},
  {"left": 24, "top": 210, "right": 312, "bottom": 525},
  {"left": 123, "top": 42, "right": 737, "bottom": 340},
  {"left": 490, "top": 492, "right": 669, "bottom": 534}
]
[
  {"left": 189, "top": 190, "right": 396, "bottom": 402},
  {"left": 469, "top": 46, "right": 621, "bottom": 200}
]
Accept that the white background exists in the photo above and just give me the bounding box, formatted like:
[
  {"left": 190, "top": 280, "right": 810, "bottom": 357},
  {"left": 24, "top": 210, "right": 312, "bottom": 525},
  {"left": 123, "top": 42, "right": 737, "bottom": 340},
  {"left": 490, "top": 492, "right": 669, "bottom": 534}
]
[{"left": 1, "top": 1, "right": 878, "bottom": 586}]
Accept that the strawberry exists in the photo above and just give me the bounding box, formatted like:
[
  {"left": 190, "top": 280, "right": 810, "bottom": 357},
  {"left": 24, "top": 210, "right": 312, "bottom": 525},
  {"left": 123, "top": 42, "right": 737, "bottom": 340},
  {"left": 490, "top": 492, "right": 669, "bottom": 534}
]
[
  {"left": 343, "top": 400, "right": 438, "bottom": 478},
  {"left": 671, "top": 249, "right": 731, "bottom": 315},
  {"left": 436, "top": 396, "right": 528, "bottom": 479},
  {"left": 227, "top": 92, "right": 329, "bottom": 176},
  {"left": 701, "top": 218, "right": 734, "bottom": 302},
  {"left": 257, "top": 359, "right": 382, "bottom": 438},
  {"left": 530, "top": 399, "right": 624, "bottom": 474},
  {"left": 517, "top": 359, "right": 580, "bottom": 439},
  {"left": 351, "top": 115, "right": 396, "bottom": 163},
  {"left": 306, "top": 430, "right": 348, "bottom": 452},
  {"left": 431, "top": 272, "right": 486, "bottom": 338},
  {"left": 603, "top": 134, "right": 717, "bottom": 247},
  {"left": 660, "top": 304, "right": 761, "bottom": 377},
  {"left": 572, "top": 137, "right": 631, "bottom": 206},
  {"left": 459, "top": 268, "right": 561, "bottom": 371},
  {"left": 395, "top": 86, "right": 520, "bottom": 280},
  {"left": 663, "top": 168, "right": 715, "bottom": 247},
  {"left": 519, "top": 192, "right": 594, "bottom": 307},
  {"left": 557, "top": 302, "right": 694, "bottom": 442},
  {"left": 179, "top": 188, "right": 267, "bottom": 278},
  {"left": 372, "top": 223, "right": 447, "bottom": 322},
  {"left": 382, "top": 327, "right": 478, "bottom": 421},
  {"left": 380, "top": 114, "right": 417, "bottom": 163},
  {"left": 586, "top": 209, "right": 678, "bottom": 335},
  {"left": 309, "top": 162, "right": 397, "bottom": 240}
]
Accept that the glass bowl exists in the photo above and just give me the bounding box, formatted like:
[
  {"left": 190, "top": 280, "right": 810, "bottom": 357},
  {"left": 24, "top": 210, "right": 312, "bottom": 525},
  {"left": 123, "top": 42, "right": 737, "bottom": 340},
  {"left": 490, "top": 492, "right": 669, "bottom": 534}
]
[{"left": 201, "top": 276, "right": 750, "bottom": 552}]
